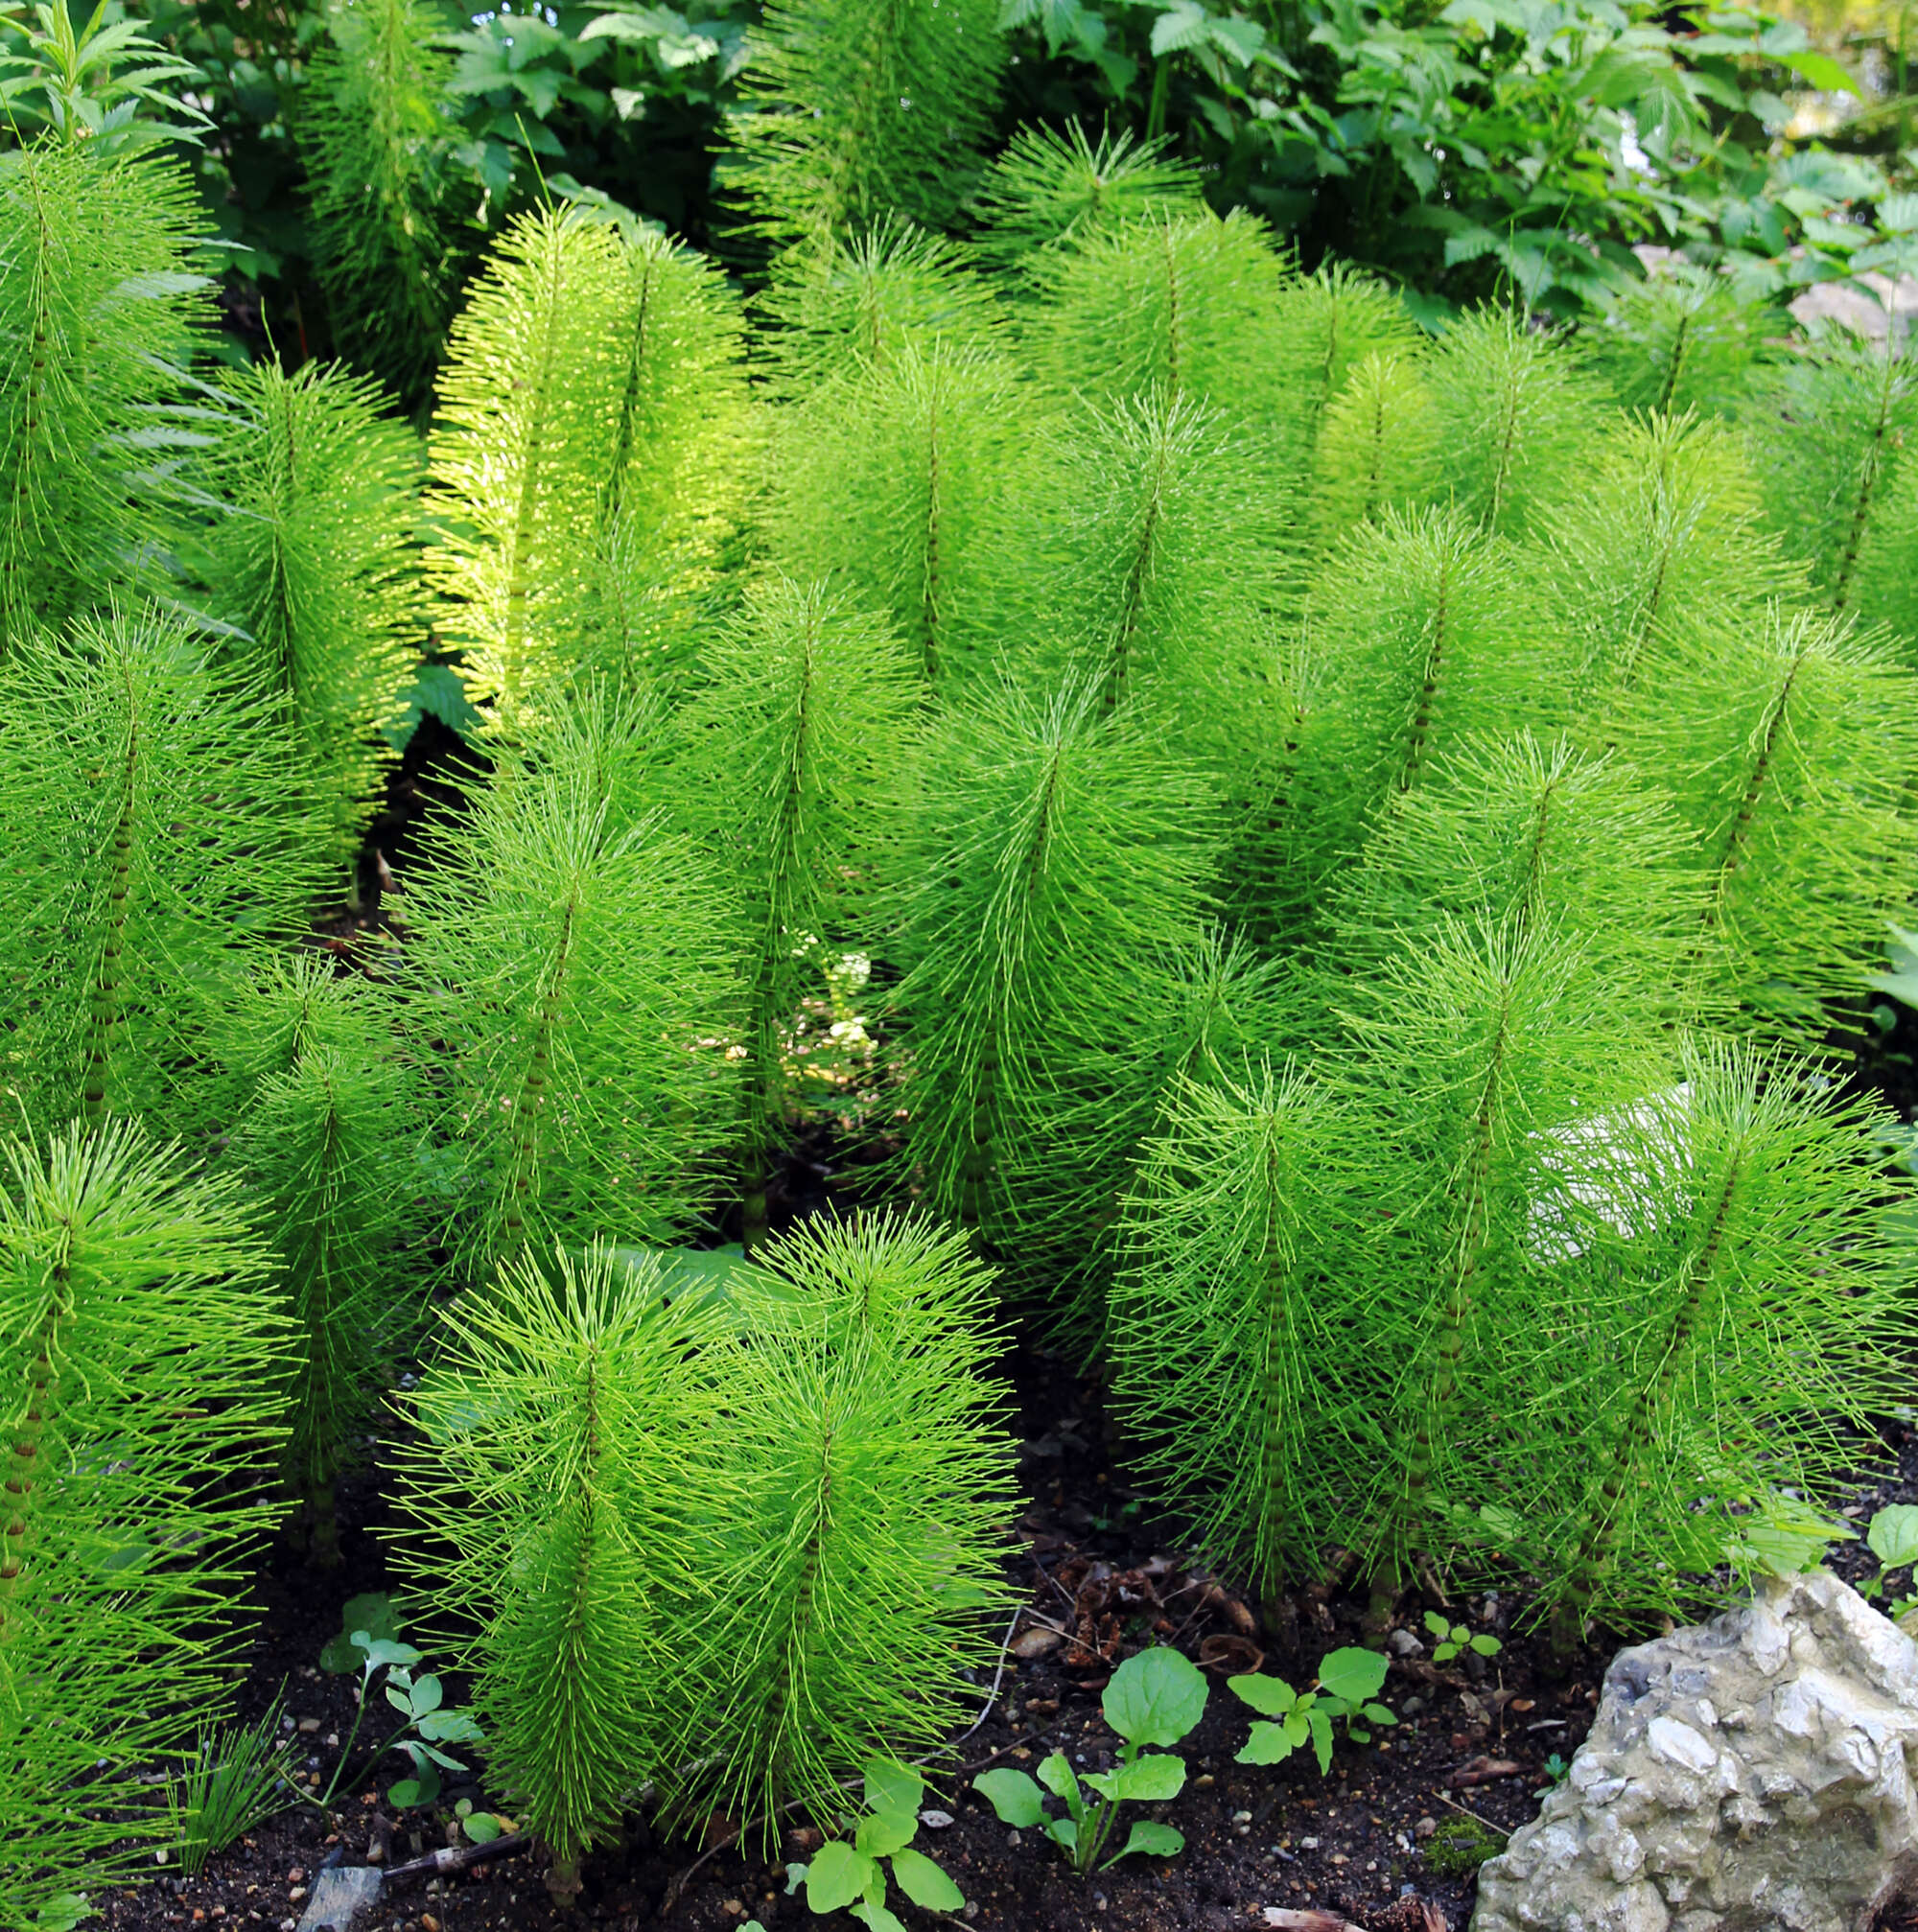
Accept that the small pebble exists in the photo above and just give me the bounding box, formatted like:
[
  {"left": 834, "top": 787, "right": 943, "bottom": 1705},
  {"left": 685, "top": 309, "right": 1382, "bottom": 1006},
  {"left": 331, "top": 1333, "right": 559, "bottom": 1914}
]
[
  {"left": 1415, "top": 1816, "right": 1438, "bottom": 1839},
  {"left": 1194, "top": 1773, "right": 1215, "bottom": 1788},
  {"left": 296, "top": 1717, "right": 321, "bottom": 1733},
  {"left": 1092, "top": 1893, "right": 1108, "bottom": 1911},
  {"left": 721, "top": 1902, "right": 745, "bottom": 1918},
  {"left": 288, "top": 1888, "right": 307, "bottom": 1905},
  {"left": 920, "top": 1809, "right": 954, "bottom": 1829},
  {"left": 1232, "top": 1810, "right": 1252, "bottom": 1823},
  {"left": 1008, "top": 1829, "right": 1021, "bottom": 1850},
  {"left": 963, "top": 1907, "right": 979, "bottom": 1922},
  {"left": 422, "top": 1919, "right": 441, "bottom": 1932},
  {"left": 1298, "top": 1835, "right": 1320, "bottom": 1850},
  {"left": 288, "top": 1870, "right": 304, "bottom": 1885}
]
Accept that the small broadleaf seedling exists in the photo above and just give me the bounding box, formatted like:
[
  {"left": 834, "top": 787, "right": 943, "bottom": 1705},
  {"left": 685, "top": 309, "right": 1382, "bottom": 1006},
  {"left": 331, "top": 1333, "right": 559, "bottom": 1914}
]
[
  {"left": 1229, "top": 1647, "right": 1395, "bottom": 1774},
  {"left": 1424, "top": 1611, "right": 1503, "bottom": 1665},
  {"left": 784, "top": 1759, "right": 967, "bottom": 1930},
  {"left": 973, "top": 1647, "right": 1205, "bottom": 1873}
]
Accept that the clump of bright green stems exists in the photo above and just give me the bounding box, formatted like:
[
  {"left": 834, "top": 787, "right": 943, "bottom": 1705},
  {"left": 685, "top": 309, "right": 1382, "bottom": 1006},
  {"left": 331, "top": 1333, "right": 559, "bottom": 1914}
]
[{"left": 0, "top": 1122, "right": 292, "bottom": 1930}]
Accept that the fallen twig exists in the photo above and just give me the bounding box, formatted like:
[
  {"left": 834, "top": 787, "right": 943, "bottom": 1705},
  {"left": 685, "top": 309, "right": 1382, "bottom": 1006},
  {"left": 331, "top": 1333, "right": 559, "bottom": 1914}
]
[{"left": 1436, "top": 1788, "right": 1510, "bottom": 1838}]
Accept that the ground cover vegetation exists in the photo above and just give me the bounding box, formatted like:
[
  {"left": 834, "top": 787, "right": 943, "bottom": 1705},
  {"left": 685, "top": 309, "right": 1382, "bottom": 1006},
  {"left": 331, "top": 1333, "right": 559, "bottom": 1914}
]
[{"left": 7, "top": 2, "right": 1918, "bottom": 1927}]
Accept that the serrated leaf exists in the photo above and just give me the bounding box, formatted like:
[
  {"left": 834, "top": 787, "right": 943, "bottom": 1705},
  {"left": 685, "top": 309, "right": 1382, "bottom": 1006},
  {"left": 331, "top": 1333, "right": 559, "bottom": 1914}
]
[{"left": 1151, "top": 2, "right": 1211, "bottom": 56}]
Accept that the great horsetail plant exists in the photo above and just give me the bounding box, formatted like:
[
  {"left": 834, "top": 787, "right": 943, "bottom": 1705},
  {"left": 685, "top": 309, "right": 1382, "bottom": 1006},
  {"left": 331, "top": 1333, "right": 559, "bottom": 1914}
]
[
  {"left": 1110, "top": 1059, "right": 1351, "bottom": 1621},
  {"left": 0, "top": 135, "right": 207, "bottom": 653},
  {"left": 0, "top": 1122, "right": 291, "bottom": 1931},
  {"left": 1308, "top": 348, "right": 1439, "bottom": 555},
  {"left": 1590, "top": 264, "right": 1771, "bottom": 419},
  {"left": 198, "top": 356, "right": 424, "bottom": 866},
  {"left": 1275, "top": 260, "right": 1425, "bottom": 474},
  {"left": 885, "top": 675, "right": 1217, "bottom": 1255},
  {"left": 672, "top": 577, "right": 917, "bottom": 1250},
  {"left": 683, "top": 1213, "right": 1016, "bottom": 1834},
  {"left": 971, "top": 123, "right": 1202, "bottom": 275},
  {"left": 1608, "top": 603, "right": 1918, "bottom": 1041},
  {"left": 395, "top": 1245, "right": 721, "bottom": 1904},
  {"left": 1745, "top": 327, "right": 1918, "bottom": 627},
  {"left": 1424, "top": 307, "right": 1602, "bottom": 539},
  {"left": 403, "top": 692, "right": 743, "bottom": 1277},
  {"left": 300, "top": 0, "right": 468, "bottom": 403},
  {"left": 769, "top": 338, "right": 1023, "bottom": 687},
  {"left": 733, "top": 0, "right": 1006, "bottom": 246},
  {"left": 218, "top": 955, "right": 424, "bottom": 1566},
  {"left": 1532, "top": 1038, "right": 1911, "bottom": 1645},
  {"left": 430, "top": 209, "right": 749, "bottom": 714},
  {"left": 0, "top": 604, "right": 329, "bottom": 1134},
  {"left": 1537, "top": 408, "right": 1794, "bottom": 717}
]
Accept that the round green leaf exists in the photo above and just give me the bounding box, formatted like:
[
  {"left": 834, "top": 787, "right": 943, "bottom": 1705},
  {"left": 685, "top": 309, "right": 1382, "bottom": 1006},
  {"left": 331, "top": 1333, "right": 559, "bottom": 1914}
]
[
  {"left": 971, "top": 1768, "right": 1044, "bottom": 1828},
  {"left": 461, "top": 1811, "right": 503, "bottom": 1844},
  {"left": 889, "top": 1847, "right": 964, "bottom": 1911},
  {"left": 804, "top": 1842, "right": 875, "bottom": 1914},
  {"left": 1870, "top": 1504, "right": 1918, "bottom": 1570},
  {"left": 386, "top": 1779, "right": 423, "bottom": 1808},
  {"left": 1235, "top": 1719, "right": 1299, "bottom": 1766},
  {"left": 1316, "top": 1645, "right": 1389, "bottom": 1703},
  {"left": 1103, "top": 1647, "right": 1208, "bottom": 1747},
  {"left": 863, "top": 1758, "right": 923, "bottom": 1823}
]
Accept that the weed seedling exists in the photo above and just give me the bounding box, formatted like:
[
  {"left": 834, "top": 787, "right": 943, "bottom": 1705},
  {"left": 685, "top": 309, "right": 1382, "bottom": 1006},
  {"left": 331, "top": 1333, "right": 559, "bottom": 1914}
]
[
  {"left": 1861, "top": 1505, "right": 1918, "bottom": 1617},
  {"left": 1229, "top": 1647, "right": 1395, "bottom": 1773},
  {"left": 169, "top": 1696, "right": 299, "bottom": 1873},
  {"left": 784, "top": 1759, "right": 966, "bottom": 1929},
  {"left": 1424, "top": 1611, "right": 1503, "bottom": 1665},
  {"left": 313, "top": 1594, "right": 482, "bottom": 1809},
  {"left": 973, "top": 1647, "right": 1206, "bottom": 1873}
]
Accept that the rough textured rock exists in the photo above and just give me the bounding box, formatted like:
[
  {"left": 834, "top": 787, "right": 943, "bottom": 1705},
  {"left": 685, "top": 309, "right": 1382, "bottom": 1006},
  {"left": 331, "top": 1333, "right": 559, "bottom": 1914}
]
[
  {"left": 295, "top": 1865, "right": 385, "bottom": 1932},
  {"left": 1470, "top": 1571, "right": 1918, "bottom": 1932}
]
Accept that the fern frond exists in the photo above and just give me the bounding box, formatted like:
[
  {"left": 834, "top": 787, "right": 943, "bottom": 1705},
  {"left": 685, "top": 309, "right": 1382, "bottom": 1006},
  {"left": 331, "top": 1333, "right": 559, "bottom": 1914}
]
[
  {"left": 732, "top": 0, "right": 1005, "bottom": 245},
  {"left": 0, "top": 139, "right": 209, "bottom": 652},
  {"left": 0, "top": 604, "right": 331, "bottom": 1134},
  {"left": 300, "top": 0, "right": 468, "bottom": 402},
  {"left": 0, "top": 1121, "right": 291, "bottom": 1930},
  {"left": 198, "top": 356, "right": 424, "bottom": 864},
  {"left": 1425, "top": 307, "right": 1603, "bottom": 537},
  {"left": 1608, "top": 603, "right": 1918, "bottom": 1042},
  {"left": 670, "top": 576, "right": 918, "bottom": 1247},
  {"left": 971, "top": 121, "right": 1203, "bottom": 275}
]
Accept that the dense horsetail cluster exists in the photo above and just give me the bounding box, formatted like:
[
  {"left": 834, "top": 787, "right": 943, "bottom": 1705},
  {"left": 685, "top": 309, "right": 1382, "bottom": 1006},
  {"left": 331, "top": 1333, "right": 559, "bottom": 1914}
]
[{"left": 5, "top": 7, "right": 1918, "bottom": 1919}]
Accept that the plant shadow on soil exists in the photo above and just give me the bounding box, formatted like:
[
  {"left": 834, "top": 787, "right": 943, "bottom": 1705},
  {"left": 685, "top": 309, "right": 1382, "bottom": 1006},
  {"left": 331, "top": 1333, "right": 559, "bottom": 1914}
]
[{"left": 91, "top": 722, "right": 1918, "bottom": 1932}]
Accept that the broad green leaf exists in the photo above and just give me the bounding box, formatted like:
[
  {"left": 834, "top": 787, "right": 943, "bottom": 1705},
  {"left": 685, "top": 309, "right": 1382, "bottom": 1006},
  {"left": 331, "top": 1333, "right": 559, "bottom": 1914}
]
[
  {"left": 890, "top": 1848, "right": 964, "bottom": 1911},
  {"left": 386, "top": 1778, "right": 424, "bottom": 1807},
  {"left": 34, "top": 1897, "right": 95, "bottom": 1932},
  {"left": 1151, "top": 2, "right": 1211, "bottom": 56},
  {"left": 1106, "top": 1821, "right": 1183, "bottom": 1865},
  {"left": 805, "top": 1842, "right": 875, "bottom": 1914},
  {"left": 848, "top": 1907, "right": 907, "bottom": 1932},
  {"left": 1362, "top": 1703, "right": 1398, "bottom": 1726},
  {"left": 1870, "top": 1504, "right": 1918, "bottom": 1570},
  {"left": 972, "top": 1768, "right": 1044, "bottom": 1827},
  {"left": 418, "top": 1710, "right": 483, "bottom": 1743},
  {"left": 320, "top": 1594, "right": 399, "bottom": 1672},
  {"left": 1044, "top": 1815, "right": 1078, "bottom": 1852},
  {"left": 357, "top": 1637, "right": 422, "bottom": 1672},
  {"left": 461, "top": 1812, "right": 503, "bottom": 1844},
  {"left": 1235, "top": 1720, "right": 1299, "bottom": 1765},
  {"left": 863, "top": 1759, "right": 924, "bottom": 1822},
  {"left": 1105, "top": 1752, "right": 1185, "bottom": 1802},
  {"left": 1468, "top": 1635, "right": 1502, "bottom": 1658},
  {"left": 1307, "top": 1707, "right": 1335, "bottom": 1775},
  {"left": 1038, "top": 1751, "right": 1083, "bottom": 1813},
  {"left": 855, "top": 1809, "right": 916, "bottom": 1858},
  {"left": 1228, "top": 1673, "right": 1297, "bottom": 1717},
  {"left": 1423, "top": 1610, "right": 1451, "bottom": 1639},
  {"left": 1781, "top": 48, "right": 1860, "bottom": 94},
  {"left": 407, "top": 1673, "right": 444, "bottom": 1716},
  {"left": 1317, "top": 1646, "right": 1389, "bottom": 1703},
  {"left": 1103, "top": 1647, "right": 1208, "bottom": 1747}
]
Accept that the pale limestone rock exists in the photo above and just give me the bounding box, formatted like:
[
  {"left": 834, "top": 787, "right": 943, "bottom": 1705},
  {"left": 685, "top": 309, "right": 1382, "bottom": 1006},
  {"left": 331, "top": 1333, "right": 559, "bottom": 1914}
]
[{"left": 1469, "top": 1571, "right": 1918, "bottom": 1932}]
